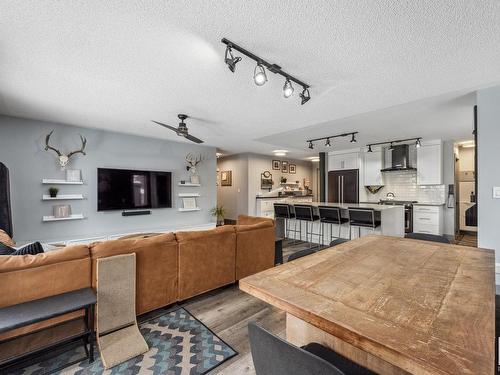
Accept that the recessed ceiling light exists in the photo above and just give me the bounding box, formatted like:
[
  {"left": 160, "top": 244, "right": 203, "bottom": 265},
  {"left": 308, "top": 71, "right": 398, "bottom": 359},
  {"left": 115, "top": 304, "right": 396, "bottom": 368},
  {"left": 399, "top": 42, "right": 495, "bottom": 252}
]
[
  {"left": 309, "top": 157, "right": 320, "bottom": 162},
  {"left": 273, "top": 149, "right": 288, "bottom": 156}
]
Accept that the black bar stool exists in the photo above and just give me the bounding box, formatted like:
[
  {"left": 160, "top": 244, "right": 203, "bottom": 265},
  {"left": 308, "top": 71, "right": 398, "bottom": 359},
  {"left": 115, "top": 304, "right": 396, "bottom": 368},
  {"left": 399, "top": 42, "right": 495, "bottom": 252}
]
[
  {"left": 318, "top": 206, "right": 349, "bottom": 244},
  {"left": 273, "top": 203, "right": 298, "bottom": 241},
  {"left": 293, "top": 204, "right": 321, "bottom": 247},
  {"left": 347, "top": 207, "right": 381, "bottom": 239}
]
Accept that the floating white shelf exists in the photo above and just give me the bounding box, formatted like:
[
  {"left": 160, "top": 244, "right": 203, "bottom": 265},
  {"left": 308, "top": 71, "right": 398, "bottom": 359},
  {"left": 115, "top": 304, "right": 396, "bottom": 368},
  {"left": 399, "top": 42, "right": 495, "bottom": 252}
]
[
  {"left": 178, "top": 183, "right": 201, "bottom": 187},
  {"left": 42, "top": 214, "right": 85, "bottom": 222},
  {"left": 42, "top": 194, "right": 85, "bottom": 201},
  {"left": 178, "top": 193, "right": 200, "bottom": 197},
  {"left": 42, "top": 179, "right": 83, "bottom": 185},
  {"left": 178, "top": 208, "right": 201, "bottom": 212}
]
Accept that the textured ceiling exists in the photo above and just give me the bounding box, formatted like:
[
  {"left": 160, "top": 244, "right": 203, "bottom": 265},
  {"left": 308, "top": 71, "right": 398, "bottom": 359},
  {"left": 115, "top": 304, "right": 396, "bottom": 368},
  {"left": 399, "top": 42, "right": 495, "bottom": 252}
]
[{"left": 1, "top": 1, "right": 499, "bottom": 159}]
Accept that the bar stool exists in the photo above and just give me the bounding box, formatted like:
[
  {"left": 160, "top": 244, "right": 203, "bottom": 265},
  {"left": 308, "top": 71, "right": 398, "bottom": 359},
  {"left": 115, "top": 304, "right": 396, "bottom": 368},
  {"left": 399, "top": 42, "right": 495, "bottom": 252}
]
[
  {"left": 347, "top": 207, "right": 381, "bottom": 239},
  {"left": 273, "top": 203, "right": 299, "bottom": 241},
  {"left": 318, "top": 206, "right": 349, "bottom": 245},
  {"left": 293, "top": 204, "right": 321, "bottom": 247}
]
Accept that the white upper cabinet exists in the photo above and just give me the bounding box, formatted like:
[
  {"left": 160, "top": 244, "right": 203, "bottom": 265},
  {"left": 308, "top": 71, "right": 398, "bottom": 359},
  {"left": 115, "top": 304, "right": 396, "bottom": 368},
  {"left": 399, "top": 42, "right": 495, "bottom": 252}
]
[
  {"left": 417, "top": 143, "right": 443, "bottom": 185},
  {"left": 364, "top": 150, "right": 384, "bottom": 186},
  {"left": 328, "top": 152, "right": 359, "bottom": 171}
]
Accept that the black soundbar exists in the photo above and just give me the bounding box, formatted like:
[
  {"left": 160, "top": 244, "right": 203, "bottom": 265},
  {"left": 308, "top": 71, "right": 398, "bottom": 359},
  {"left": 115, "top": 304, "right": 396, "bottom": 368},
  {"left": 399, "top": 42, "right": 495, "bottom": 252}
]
[{"left": 122, "top": 210, "right": 151, "bottom": 216}]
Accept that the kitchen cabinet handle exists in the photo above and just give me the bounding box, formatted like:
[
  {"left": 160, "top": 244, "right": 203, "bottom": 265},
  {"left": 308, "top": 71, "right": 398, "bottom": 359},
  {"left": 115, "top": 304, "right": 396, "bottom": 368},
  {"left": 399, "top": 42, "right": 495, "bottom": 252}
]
[{"left": 419, "top": 217, "right": 431, "bottom": 221}]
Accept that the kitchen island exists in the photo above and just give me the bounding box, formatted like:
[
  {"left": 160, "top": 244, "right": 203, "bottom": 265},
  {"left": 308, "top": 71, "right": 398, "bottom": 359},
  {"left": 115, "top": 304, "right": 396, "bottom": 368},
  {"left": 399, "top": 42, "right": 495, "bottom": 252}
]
[{"left": 275, "top": 201, "right": 405, "bottom": 241}]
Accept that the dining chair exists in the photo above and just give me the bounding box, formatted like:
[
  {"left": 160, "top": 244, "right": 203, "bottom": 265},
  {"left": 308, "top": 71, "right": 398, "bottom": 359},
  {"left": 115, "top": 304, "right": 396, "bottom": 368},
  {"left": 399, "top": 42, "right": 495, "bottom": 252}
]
[
  {"left": 405, "top": 232, "right": 450, "bottom": 244},
  {"left": 293, "top": 204, "right": 321, "bottom": 247},
  {"left": 317, "top": 206, "right": 349, "bottom": 244},
  {"left": 248, "top": 321, "right": 376, "bottom": 375},
  {"left": 287, "top": 248, "right": 316, "bottom": 262},
  {"left": 347, "top": 208, "right": 381, "bottom": 239}
]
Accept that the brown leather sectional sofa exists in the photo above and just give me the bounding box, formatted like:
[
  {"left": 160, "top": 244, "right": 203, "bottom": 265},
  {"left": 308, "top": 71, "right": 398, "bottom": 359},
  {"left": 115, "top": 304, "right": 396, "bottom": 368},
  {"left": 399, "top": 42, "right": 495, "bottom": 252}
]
[{"left": 0, "top": 215, "right": 274, "bottom": 345}]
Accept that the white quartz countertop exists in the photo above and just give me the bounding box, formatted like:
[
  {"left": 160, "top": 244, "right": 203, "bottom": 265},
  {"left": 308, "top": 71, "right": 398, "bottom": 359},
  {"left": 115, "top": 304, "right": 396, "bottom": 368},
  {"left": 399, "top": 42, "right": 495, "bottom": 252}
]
[
  {"left": 279, "top": 201, "right": 402, "bottom": 211},
  {"left": 413, "top": 202, "right": 446, "bottom": 206}
]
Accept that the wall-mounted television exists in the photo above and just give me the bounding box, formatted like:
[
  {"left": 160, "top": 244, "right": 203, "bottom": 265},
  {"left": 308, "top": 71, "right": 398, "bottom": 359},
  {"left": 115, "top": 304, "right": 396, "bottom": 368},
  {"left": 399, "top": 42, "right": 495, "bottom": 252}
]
[{"left": 97, "top": 168, "right": 172, "bottom": 211}]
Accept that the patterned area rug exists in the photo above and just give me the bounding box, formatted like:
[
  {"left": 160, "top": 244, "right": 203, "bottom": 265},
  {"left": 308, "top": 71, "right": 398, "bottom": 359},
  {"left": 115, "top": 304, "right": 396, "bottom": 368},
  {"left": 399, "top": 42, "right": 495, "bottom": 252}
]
[{"left": 16, "top": 307, "right": 237, "bottom": 375}]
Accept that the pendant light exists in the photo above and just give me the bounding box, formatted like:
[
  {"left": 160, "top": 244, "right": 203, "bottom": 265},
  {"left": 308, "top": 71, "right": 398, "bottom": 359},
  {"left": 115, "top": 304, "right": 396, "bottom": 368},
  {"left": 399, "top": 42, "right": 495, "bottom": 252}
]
[{"left": 224, "top": 45, "right": 241, "bottom": 73}]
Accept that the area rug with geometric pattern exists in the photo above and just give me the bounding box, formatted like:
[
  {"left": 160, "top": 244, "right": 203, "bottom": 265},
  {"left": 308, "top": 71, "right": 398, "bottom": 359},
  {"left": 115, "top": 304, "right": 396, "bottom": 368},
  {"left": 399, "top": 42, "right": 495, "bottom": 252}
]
[{"left": 15, "top": 307, "right": 237, "bottom": 375}]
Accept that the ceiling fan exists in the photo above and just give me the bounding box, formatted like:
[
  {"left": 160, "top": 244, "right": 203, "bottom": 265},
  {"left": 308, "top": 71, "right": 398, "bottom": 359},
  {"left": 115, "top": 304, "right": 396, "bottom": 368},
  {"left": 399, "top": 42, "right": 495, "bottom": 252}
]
[{"left": 152, "top": 114, "right": 204, "bottom": 144}]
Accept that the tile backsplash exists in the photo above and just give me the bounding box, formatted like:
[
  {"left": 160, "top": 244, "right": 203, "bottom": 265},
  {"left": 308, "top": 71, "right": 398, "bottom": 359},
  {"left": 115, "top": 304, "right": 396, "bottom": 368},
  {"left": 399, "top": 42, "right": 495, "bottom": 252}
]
[{"left": 365, "top": 170, "right": 445, "bottom": 203}]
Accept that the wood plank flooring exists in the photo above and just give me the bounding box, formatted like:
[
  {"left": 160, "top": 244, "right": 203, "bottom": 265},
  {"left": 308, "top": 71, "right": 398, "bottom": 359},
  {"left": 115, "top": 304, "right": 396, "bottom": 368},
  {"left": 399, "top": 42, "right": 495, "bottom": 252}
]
[{"left": 180, "top": 239, "right": 314, "bottom": 374}]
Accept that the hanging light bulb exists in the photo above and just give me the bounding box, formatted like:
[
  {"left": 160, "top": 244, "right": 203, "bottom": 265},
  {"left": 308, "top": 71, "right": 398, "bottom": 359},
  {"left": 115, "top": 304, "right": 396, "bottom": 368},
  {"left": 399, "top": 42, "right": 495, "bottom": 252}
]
[
  {"left": 415, "top": 138, "right": 422, "bottom": 148},
  {"left": 368, "top": 145, "right": 373, "bottom": 153},
  {"left": 224, "top": 45, "right": 241, "bottom": 73},
  {"left": 283, "top": 78, "right": 294, "bottom": 98},
  {"left": 325, "top": 138, "right": 331, "bottom": 147},
  {"left": 350, "top": 133, "right": 357, "bottom": 143},
  {"left": 300, "top": 87, "right": 310, "bottom": 105},
  {"left": 253, "top": 62, "right": 267, "bottom": 86},
  {"left": 308, "top": 141, "right": 314, "bottom": 150}
]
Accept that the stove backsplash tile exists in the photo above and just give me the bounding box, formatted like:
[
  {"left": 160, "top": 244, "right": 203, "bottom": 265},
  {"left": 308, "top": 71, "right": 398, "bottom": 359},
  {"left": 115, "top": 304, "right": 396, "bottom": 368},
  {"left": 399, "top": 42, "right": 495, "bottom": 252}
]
[{"left": 365, "top": 170, "right": 445, "bottom": 203}]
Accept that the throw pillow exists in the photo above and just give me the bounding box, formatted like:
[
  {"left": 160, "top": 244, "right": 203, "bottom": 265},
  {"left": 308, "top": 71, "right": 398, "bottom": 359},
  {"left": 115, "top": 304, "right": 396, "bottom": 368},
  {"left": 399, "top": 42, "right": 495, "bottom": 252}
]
[
  {"left": 0, "top": 241, "right": 44, "bottom": 256},
  {"left": 0, "top": 229, "right": 15, "bottom": 247}
]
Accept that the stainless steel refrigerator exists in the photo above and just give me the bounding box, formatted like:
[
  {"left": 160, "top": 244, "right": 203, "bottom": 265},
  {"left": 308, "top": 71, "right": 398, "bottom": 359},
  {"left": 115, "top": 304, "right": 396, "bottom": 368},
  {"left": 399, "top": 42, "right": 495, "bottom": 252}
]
[{"left": 328, "top": 169, "right": 359, "bottom": 204}]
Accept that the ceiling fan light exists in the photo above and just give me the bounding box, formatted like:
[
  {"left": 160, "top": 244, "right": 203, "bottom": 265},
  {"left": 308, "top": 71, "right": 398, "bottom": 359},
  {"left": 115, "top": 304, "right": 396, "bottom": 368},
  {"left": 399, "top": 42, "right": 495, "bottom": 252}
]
[
  {"left": 283, "top": 78, "right": 294, "bottom": 98},
  {"left": 254, "top": 63, "right": 267, "bottom": 86},
  {"left": 224, "top": 45, "right": 241, "bottom": 73},
  {"left": 300, "top": 88, "right": 310, "bottom": 105}
]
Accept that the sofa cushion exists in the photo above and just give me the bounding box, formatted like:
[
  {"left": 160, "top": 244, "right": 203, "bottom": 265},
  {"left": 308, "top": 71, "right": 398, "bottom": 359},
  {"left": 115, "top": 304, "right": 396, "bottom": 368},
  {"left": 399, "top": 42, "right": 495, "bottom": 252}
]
[
  {"left": 237, "top": 215, "right": 274, "bottom": 226},
  {"left": 0, "top": 229, "right": 14, "bottom": 247},
  {"left": 90, "top": 233, "right": 178, "bottom": 315},
  {"left": 176, "top": 225, "right": 236, "bottom": 300}
]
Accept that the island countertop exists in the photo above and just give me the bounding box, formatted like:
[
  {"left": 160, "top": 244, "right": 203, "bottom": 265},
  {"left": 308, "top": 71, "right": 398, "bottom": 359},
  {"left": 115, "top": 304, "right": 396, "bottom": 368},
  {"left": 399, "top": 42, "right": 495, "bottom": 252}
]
[
  {"left": 279, "top": 200, "right": 400, "bottom": 211},
  {"left": 240, "top": 236, "right": 495, "bottom": 375}
]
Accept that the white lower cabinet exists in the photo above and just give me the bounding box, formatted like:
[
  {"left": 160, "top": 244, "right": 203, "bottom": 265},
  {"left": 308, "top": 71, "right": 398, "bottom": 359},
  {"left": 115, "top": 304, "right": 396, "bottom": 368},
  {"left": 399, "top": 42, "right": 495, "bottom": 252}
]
[{"left": 413, "top": 205, "right": 443, "bottom": 235}]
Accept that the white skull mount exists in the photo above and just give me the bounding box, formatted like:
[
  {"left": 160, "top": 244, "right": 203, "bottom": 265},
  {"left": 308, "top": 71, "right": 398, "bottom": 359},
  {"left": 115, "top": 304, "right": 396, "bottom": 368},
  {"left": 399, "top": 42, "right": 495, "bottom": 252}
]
[
  {"left": 185, "top": 153, "right": 203, "bottom": 175},
  {"left": 45, "top": 130, "right": 87, "bottom": 170}
]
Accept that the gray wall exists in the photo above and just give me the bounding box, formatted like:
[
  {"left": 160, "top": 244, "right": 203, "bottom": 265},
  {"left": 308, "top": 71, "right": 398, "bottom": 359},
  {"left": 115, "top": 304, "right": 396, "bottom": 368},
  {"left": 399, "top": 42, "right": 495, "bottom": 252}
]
[
  {"left": 0, "top": 115, "right": 216, "bottom": 243},
  {"left": 216, "top": 154, "right": 249, "bottom": 220},
  {"left": 477, "top": 86, "right": 500, "bottom": 261}
]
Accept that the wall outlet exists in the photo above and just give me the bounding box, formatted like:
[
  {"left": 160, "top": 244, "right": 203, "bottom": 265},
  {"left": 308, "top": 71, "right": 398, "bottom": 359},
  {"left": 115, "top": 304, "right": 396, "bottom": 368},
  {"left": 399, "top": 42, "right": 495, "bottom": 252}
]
[{"left": 493, "top": 187, "right": 500, "bottom": 199}]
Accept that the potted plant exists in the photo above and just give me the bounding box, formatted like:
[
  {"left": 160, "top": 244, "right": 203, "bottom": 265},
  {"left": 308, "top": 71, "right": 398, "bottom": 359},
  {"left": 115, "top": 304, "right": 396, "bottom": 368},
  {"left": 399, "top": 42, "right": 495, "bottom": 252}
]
[
  {"left": 210, "top": 205, "right": 226, "bottom": 226},
  {"left": 49, "top": 187, "right": 59, "bottom": 198},
  {"left": 280, "top": 177, "right": 287, "bottom": 184}
]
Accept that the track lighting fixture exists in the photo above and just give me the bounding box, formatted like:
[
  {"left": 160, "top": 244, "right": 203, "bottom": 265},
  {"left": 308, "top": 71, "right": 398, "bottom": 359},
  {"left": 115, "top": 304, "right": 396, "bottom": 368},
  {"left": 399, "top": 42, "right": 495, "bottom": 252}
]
[
  {"left": 366, "top": 137, "right": 422, "bottom": 152},
  {"left": 306, "top": 132, "right": 358, "bottom": 150},
  {"left": 224, "top": 45, "right": 241, "bottom": 73},
  {"left": 300, "top": 88, "right": 310, "bottom": 105},
  {"left": 221, "top": 38, "right": 311, "bottom": 105},
  {"left": 283, "top": 78, "right": 294, "bottom": 98},
  {"left": 254, "top": 63, "right": 267, "bottom": 86}
]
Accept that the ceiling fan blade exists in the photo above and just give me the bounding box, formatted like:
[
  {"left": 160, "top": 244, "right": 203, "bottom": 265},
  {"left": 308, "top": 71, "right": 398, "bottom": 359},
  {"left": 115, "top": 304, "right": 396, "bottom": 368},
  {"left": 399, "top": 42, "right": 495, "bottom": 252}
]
[
  {"left": 184, "top": 134, "right": 204, "bottom": 144},
  {"left": 152, "top": 120, "right": 179, "bottom": 133}
]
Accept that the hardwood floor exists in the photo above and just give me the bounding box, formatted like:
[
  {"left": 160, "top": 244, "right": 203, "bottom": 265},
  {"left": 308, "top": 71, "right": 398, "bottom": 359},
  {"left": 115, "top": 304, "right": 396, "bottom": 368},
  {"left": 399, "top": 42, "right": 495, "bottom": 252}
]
[{"left": 180, "top": 239, "right": 315, "bottom": 374}]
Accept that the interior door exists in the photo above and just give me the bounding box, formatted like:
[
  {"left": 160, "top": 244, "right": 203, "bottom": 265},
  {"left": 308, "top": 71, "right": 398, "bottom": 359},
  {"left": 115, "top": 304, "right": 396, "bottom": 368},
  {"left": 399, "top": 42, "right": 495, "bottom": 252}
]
[{"left": 342, "top": 169, "right": 359, "bottom": 204}]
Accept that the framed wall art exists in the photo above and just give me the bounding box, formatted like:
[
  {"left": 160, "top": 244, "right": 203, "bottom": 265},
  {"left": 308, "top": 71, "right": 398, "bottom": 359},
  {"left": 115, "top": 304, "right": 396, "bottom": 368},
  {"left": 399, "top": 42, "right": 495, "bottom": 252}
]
[
  {"left": 281, "top": 161, "right": 288, "bottom": 173},
  {"left": 272, "top": 160, "right": 280, "bottom": 170},
  {"left": 289, "top": 164, "right": 296, "bottom": 174},
  {"left": 221, "top": 170, "right": 232, "bottom": 186}
]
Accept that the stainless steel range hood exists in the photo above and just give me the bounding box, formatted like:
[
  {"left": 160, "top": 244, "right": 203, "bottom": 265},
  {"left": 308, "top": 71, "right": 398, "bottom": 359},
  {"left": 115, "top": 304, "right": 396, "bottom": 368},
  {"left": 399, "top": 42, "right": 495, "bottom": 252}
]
[{"left": 381, "top": 144, "right": 417, "bottom": 172}]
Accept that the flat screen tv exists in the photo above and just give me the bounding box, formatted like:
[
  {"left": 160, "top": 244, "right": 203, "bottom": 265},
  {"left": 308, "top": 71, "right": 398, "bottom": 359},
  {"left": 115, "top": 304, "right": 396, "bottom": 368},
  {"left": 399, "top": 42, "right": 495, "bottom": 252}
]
[{"left": 97, "top": 168, "right": 172, "bottom": 211}]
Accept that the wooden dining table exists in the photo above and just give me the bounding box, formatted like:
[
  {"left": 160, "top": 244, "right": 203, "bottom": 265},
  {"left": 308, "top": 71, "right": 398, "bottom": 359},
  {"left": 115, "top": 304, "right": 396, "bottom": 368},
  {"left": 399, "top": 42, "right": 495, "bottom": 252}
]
[{"left": 239, "top": 235, "right": 495, "bottom": 375}]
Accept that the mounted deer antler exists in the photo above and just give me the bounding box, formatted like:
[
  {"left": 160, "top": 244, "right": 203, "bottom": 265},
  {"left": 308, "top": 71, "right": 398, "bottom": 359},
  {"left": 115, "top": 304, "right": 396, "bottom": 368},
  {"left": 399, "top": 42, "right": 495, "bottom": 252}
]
[
  {"left": 45, "top": 130, "right": 87, "bottom": 169},
  {"left": 185, "top": 153, "right": 203, "bottom": 174}
]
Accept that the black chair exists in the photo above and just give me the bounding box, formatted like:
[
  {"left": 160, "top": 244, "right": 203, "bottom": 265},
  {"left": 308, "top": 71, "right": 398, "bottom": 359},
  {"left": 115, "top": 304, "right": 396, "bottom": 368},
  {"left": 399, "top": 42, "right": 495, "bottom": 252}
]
[
  {"left": 329, "top": 238, "right": 349, "bottom": 247},
  {"left": 293, "top": 205, "right": 321, "bottom": 247},
  {"left": 274, "top": 203, "right": 298, "bottom": 242},
  {"left": 318, "top": 206, "right": 349, "bottom": 244},
  {"left": 347, "top": 208, "right": 381, "bottom": 239},
  {"left": 248, "top": 321, "right": 376, "bottom": 375},
  {"left": 287, "top": 248, "right": 316, "bottom": 262},
  {"left": 405, "top": 232, "right": 450, "bottom": 244}
]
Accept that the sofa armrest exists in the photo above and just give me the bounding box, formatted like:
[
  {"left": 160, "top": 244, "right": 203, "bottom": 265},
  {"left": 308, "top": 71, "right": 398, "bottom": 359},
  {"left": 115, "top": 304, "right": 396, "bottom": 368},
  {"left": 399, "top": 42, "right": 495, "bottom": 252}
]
[{"left": 237, "top": 215, "right": 274, "bottom": 226}]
